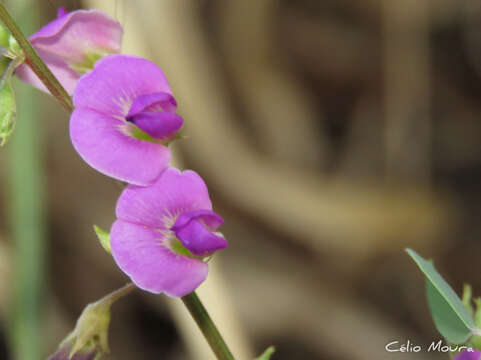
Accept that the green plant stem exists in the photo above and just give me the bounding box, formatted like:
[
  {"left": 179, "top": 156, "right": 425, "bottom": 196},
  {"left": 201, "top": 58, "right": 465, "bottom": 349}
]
[
  {"left": 0, "top": 3, "right": 73, "bottom": 112},
  {"left": 100, "top": 282, "right": 136, "bottom": 306},
  {"left": 181, "top": 292, "right": 235, "bottom": 360}
]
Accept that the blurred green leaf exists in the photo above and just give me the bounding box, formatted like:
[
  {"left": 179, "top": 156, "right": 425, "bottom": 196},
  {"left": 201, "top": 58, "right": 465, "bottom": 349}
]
[
  {"left": 0, "top": 79, "right": 16, "bottom": 146},
  {"left": 407, "top": 249, "right": 476, "bottom": 344},
  {"left": 94, "top": 225, "right": 111, "bottom": 254},
  {"left": 255, "top": 346, "right": 275, "bottom": 360}
]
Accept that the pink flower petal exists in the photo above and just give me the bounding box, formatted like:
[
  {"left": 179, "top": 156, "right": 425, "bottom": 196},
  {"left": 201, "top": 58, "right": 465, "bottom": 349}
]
[
  {"left": 73, "top": 55, "right": 172, "bottom": 118},
  {"left": 15, "top": 49, "right": 79, "bottom": 94},
  {"left": 116, "top": 168, "right": 212, "bottom": 229},
  {"left": 16, "top": 9, "right": 123, "bottom": 95},
  {"left": 31, "top": 9, "right": 122, "bottom": 66},
  {"left": 111, "top": 220, "right": 208, "bottom": 297},
  {"left": 70, "top": 108, "right": 170, "bottom": 185}
]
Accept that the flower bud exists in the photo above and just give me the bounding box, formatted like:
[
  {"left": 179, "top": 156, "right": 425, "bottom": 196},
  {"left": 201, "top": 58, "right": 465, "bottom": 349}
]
[{"left": 47, "top": 297, "right": 112, "bottom": 360}]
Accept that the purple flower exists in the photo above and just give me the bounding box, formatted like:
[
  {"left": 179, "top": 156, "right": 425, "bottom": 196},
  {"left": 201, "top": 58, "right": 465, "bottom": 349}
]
[
  {"left": 70, "top": 55, "right": 183, "bottom": 185},
  {"left": 16, "top": 7, "right": 123, "bottom": 94},
  {"left": 455, "top": 350, "right": 481, "bottom": 360},
  {"left": 110, "top": 167, "right": 227, "bottom": 297}
]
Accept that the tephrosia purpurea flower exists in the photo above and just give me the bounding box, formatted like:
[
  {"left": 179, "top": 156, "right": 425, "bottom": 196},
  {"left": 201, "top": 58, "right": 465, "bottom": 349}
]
[
  {"left": 110, "top": 167, "right": 227, "bottom": 297},
  {"left": 70, "top": 54, "right": 183, "bottom": 185},
  {"left": 16, "top": 7, "right": 122, "bottom": 94}
]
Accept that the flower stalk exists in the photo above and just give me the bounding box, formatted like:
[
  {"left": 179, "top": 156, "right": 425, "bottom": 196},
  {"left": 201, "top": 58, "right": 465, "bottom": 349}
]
[
  {"left": 0, "top": 3, "right": 73, "bottom": 112},
  {"left": 182, "top": 291, "right": 235, "bottom": 360}
]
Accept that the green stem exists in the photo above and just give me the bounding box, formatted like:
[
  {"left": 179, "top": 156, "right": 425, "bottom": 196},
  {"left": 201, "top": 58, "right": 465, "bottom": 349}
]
[
  {"left": 100, "top": 282, "right": 136, "bottom": 306},
  {"left": 0, "top": 4, "right": 73, "bottom": 112},
  {"left": 181, "top": 292, "right": 235, "bottom": 360}
]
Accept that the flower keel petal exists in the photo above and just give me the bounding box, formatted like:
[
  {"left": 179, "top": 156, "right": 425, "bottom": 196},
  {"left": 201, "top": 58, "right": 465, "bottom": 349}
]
[
  {"left": 70, "top": 108, "right": 170, "bottom": 185},
  {"left": 175, "top": 219, "right": 227, "bottom": 256}
]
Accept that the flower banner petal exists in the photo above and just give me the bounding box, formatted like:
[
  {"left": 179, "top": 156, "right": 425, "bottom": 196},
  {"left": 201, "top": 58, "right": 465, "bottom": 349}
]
[
  {"left": 31, "top": 10, "right": 123, "bottom": 66},
  {"left": 70, "top": 108, "right": 170, "bottom": 185},
  {"left": 73, "top": 55, "right": 172, "bottom": 117},
  {"left": 116, "top": 168, "right": 212, "bottom": 229}
]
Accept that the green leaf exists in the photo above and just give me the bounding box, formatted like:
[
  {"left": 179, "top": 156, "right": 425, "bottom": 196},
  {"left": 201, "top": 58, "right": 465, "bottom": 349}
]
[
  {"left": 255, "top": 346, "right": 275, "bottom": 360},
  {"left": 93, "top": 225, "right": 111, "bottom": 254},
  {"left": 406, "top": 248, "right": 476, "bottom": 344}
]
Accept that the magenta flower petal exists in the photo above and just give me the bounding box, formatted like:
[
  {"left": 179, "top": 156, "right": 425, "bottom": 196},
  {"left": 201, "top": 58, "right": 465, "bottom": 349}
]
[
  {"left": 110, "top": 220, "right": 208, "bottom": 297},
  {"left": 116, "top": 168, "right": 212, "bottom": 228},
  {"left": 31, "top": 10, "right": 122, "bottom": 60},
  {"left": 73, "top": 55, "right": 172, "bottom": 118},
  {"left": 174, "top": 217, "right": 227, "bottom": 256},
  {"left": 16, "top": 49, "right": 79, "bottom": 94},
  {"left": 455, "top": 350, "right": 481, "bottom": 360},
  {"left": 16, "top": 9, "right": 123, "bottom": 95},
  {"left": 70, "top": 108, "right": 170, "bottom": 185}
]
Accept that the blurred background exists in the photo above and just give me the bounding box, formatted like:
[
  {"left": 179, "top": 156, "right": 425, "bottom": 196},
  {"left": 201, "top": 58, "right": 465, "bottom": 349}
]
[{"left": 1, "top": 0, "right": 481, "bottom": 359}]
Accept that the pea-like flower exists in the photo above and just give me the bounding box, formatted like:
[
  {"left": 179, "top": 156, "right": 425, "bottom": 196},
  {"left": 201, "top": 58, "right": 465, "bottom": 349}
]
[
  {"left": 16, "top": 7, "right": 123, "bottom": 94},
  {"left": 70, "top": 55, "right": 183, "bottom": 185},
  {"left": 110, "top": 167, "right": 227, "bottom": 297}
]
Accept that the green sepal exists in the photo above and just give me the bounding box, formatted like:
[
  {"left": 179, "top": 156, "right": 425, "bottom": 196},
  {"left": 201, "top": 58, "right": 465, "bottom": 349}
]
[
  {"left": 0, "top": 23, "right": 9, "bottom": 48},
  {"left": 68, "top": 301, "right": 111, "bottom": 358},
  {"left": 93, "top": 225, "right": 111, "bottom": 254},
  {"left": 406, "top": 248, "right": 477, "bottom": 344},
  {"left": 8, "top": 33, "right": 21, "bottom": 57},
  {"left": 69, "top": 51, "right": 105, "bottom": 74},
  {"left": 255, "top": 346, "right": 275, "bottom": 360},
  {"left": 49, "top": 297, "right": 112, "bottom": 359}
]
